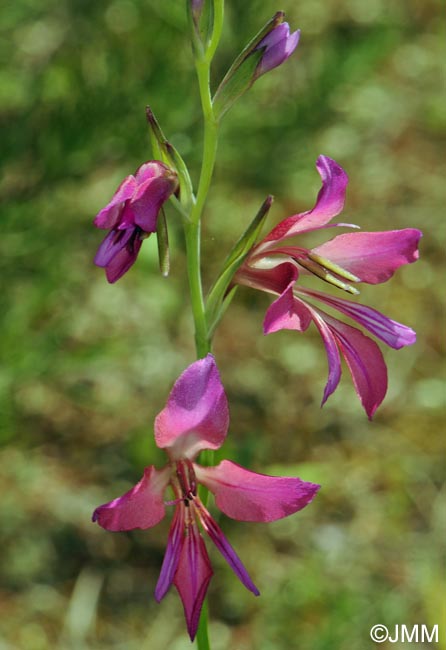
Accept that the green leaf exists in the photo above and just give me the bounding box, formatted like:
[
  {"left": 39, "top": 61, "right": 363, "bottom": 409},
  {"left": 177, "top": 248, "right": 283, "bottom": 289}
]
[
  {"left": 156, "top": 208, "right": 170, "bottom": 277},
  {"left": 146, "top": 106, "right": 194, "bottom": 210},
  {"left": 205, "top": 195, "right": 273, "bottom": 329}
]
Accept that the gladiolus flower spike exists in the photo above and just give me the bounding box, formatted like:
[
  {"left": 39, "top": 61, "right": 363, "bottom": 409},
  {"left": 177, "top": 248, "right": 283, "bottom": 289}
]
[
  {"left": 93, "top": 355, "right": 320, "bottom": 640},
  {"left": 94, "top": 161, "right": 178, "bottom": 283},
  {"left": 235, "top": 155, "right": 422, "bottom": 418}
]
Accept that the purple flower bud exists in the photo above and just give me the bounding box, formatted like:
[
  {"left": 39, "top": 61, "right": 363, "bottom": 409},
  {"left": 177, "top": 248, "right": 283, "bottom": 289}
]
[{"left": 255, "top": 22, "right": 300, "bottom": 76}]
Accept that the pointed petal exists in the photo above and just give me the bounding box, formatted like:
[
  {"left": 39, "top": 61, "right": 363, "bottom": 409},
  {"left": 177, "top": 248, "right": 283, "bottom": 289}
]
[
  {"left": 173, "top": 522, "right": 213, "bottom": 642},
  {"left": 92, "top": 466, "right": 170, "bottom": 531},
  {"left": 263, "top": 282, "right": 312, "bottom": 334},
  {"left": 298, "top": 288, "right": 416, "bottom": 349},
  {"left": 154, "top": 355, "right": 229, "bottom": 460},
  {"left": 155, "top": 506, "right": 184, "bottom": 602},
  {"left": 324, "top": 314, "right": 388, "bottom": 418},
  {"left": 309, "top": 308, "right": 342, "bottom": 405},
  {"left": 195, "top": 460, "right": 320, "bottom": 522},
  {"left": 257, "top": 24, "right": 300, "bottom": 75},
  {"left": 195, "top": 502, "right": 259, "bottom": 596},
  {"left": 312, "top": 229, "right": 422, "bottom": 284},
  {"left": 261, "top": 156, "right": 349, "bottom": 244},
  {"left": 93, "top": 175, "right": 137, "bottom": 229}
]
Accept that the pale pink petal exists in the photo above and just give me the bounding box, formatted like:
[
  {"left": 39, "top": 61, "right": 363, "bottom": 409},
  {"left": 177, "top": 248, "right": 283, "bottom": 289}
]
[
  {"left": 92, "top": 465, "right": 170, "bottom": 531},
  {"left": 93, "top": 175, "right": 137, "bottom": 229},
  {"left": 154, "top": 355, "right": 229, "bottom": 460},
  {"left": 263, "top": 282, "right": 312, "bottom": 333},
  {"left": 195, "top": 460, "right": 320, "bottom": 522},
  {"left": 298, "top": 288, "right": 416, "bottom": 349},
  {"left": 261, "top": 156, "right": 349, "bottom": 243},
  {"left": 312, "top": 229, "right": 422, "bottom": 284},
  {"left": 173, "top": 522, "right": 213, "bottom": 641},
  {"left": 155, "top": 506, "right": 184, "bottom": 602},
  {"left": 324, "top": 314, "right": 388, "bottom": 418},
  {"left": 194, "top": 501, "right": 259, "bottom": 595}
]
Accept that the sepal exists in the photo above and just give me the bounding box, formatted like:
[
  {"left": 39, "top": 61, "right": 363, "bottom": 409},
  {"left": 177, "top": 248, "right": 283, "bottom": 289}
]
[
  {"left": 213, "top": 12, "right": 287, "bottom": 120},
  {"left": 187, "top": 0, "right": 214, "bottom": 58},
  {"left": 146, "top": 106, "right": 194, "bottom": 210},
  {"left": 205, "top": 195, "right": 273, "bottom": 332}
]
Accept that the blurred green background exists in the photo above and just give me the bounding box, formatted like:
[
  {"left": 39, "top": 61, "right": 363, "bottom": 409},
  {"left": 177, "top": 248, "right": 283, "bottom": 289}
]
[{"left": 1, "top": 0, "right": 444, "bottom": 648}]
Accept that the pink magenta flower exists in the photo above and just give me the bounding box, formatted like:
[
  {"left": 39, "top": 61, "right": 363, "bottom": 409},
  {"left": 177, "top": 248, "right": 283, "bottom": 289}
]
[
  {"left": 235, "top": 156, "right": 422, "bottom": 418},
  {"left": 93, "top": 355, "right": 319, "bottom": 640},
  {"left": 93, "top": 161, "right": 178, "bottom": 283},
  {"left": 255, "top": 22, "right": 300, "bottom": 76}
]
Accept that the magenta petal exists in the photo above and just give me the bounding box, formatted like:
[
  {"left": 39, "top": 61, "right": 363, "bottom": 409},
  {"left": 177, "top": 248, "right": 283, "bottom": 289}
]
[
  {"left": 306, "top": 307, "right": 343, "bottom": 406},
  {"left": 134, "top": 161, "right": 164, "bottom": 184},
  {"left": 264, "top": 283, "right": 312, "bottom": 334},
  {"left": 131, "top": 176, "right": 176, "bottom": 232},
  {"left": 312, "top": 229, "right": 422, "bottom": 284},
  {"left": 299, "top": 288, "right": 416, "bottom": 349},
  {"left": 154, "top": 355, "right": 229, "bottom": 460},
  {"left": 94, "top": 175, "right": 137, "bottom": 229},
  {"left": 325, "top": 315, "right": 388, "bottom": 419},
  {"left": 92, "top": 466, "right": 170, "bottom": 531},
  {"left": 195, "top": 461, "right": 320, "bottom": 522},
  {"left": 173, "top": 523, "right": 213, "bottom": 642},
  {"left": 195, "top": 504, "right": 259, "bottom": 596},
  {"left": 155, "top": 506, "right": 184, "bottom": 602},
  {"left": 262, "top": 156, "right": 349, "bottom": 243}
]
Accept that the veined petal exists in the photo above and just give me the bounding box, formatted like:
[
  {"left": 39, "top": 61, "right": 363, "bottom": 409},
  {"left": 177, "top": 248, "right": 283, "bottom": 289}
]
[
  {"left": 236, "top": 261, "right": 298, "bottom": 296},
  {"left": 323, "top": 313, "right": 388, "bottom": 419},
  {"left": 94, "top": 228, "right": 135, "bottom": 268},
  {"left": 93, "top": 175, "right": 137, "bottom": 229},
  {"left": 312, "top": 229, "right": 422, "bottom": 284},
  {"left": 155, "top": 505, "right": 185, "bottom": 602},
  {"left": 263, "top": 281, "right": 312, "bottom": 334},
  {"left": 261, "top": 156, "right": 349, "bottom": 244},
  {"left": 307, "top": 307, "right": 343, "bottom": 406},
  {"left": 103, "top": 232, "right": 143, "bottom": 283},
  {"left": 298, "top": 288, "right": 416, "bottom": 349},
  {"left": 154, "top": 355, "right": 229, "bottom": 460},
  {"left": 92, "top": 465, "right": 170, "bottom": 531},
  {"left": 195, "top": 502, "right": 259, "bottom": 596},
  {"left": 195, "top": 460, "right": 320, "bottom": 522},
  {"left": 173, "top": 521, "right": 213, "bottom": 642}
]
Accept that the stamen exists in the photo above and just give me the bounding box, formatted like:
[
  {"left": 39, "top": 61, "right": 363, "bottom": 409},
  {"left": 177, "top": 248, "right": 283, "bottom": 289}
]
[
  {"left": 308, "top": 252, "right": 361, "bottom": 283},
  {"left": 298, "top": 256, "right": 360, "bottom": 295}
]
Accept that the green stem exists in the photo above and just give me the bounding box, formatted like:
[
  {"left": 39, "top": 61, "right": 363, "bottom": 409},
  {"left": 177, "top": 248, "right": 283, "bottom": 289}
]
[
  {"left": 185, "top": 6, "right": 225, "bottom": 648},
  {"left": 195, "top": 599, "right": 211, "bottom": 650},
  {"left": 184, "top": 221, "right": 210, "bottom": 358}
]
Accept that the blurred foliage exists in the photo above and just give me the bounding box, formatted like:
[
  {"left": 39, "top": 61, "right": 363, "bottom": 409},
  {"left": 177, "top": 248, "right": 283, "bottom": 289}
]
[{"left": 0, "top": 0, "right": 444, "bottom": 648}]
